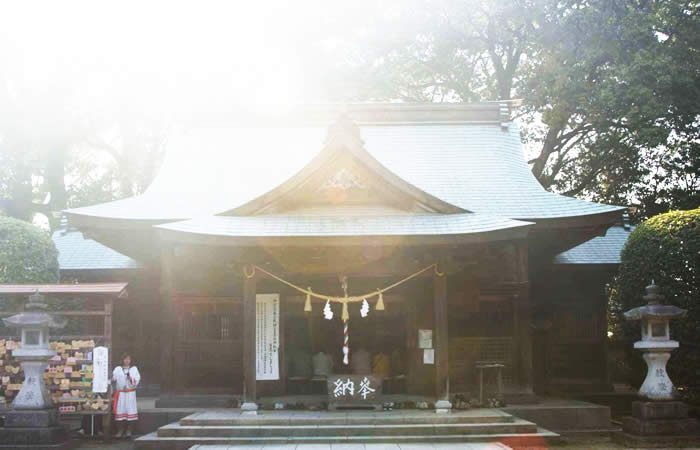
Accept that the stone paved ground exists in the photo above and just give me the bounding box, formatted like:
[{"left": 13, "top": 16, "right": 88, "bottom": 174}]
[
  {"left": 74, "top": 437, "right": 632, "bottom": 450},
  {"left": 75, "top": 443, "right": 513, "bottom": 450}
]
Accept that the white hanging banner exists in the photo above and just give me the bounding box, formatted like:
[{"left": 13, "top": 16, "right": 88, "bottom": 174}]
[
  {"left": 255, "top": 294, "right": 280, "bottom": 380},
  {"left": 92, "top": 346, "right": 109, "bottom": 393}
]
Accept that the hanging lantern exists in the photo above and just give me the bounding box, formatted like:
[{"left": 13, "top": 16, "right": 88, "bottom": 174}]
[
  {"left": 376, "top": 290, "right": 385, "bottom": 311},
  {"left": 304, "top": 288, "right": 312, "bottom": 312}
]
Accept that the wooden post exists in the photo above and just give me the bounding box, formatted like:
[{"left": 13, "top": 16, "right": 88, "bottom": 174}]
[
  {"left": 159, "top": 247, "right": 176, "bottom": 394},
  {"left": 405, "top": 294, "right": 418, "bottom": 394},
  {"left": 433, "top": 268, "right": 451, "bottom": 412},
  {"left": 600, "top": 285, "right": 611, "bottom": 389},
  {"left": 241, "top": 266, "right": 258, "bottom": 413},
  {"left": 514, "top": 241, "right": 535, "bottom": 400},
  {"left": 103, "top": 299, "right": 112, "bottom": 351}
]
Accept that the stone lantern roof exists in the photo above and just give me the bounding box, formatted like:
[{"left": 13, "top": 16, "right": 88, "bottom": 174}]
[
  {"left": 2, "top": 291, "right": 67, "bottom": 329},
  {"left": 624, "top": 283, "right": 687, "bottom": 321}
]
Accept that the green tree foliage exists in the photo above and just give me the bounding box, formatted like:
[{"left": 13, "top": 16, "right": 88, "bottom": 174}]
[
  {"left": 0, "top": 216, "right": 86, "bottom": 335},
  {"left": 611, "top": 208, "right": 700, "bottom": 402},
  {"left": 0, "top": 216, "right": 59, "bottom": 284},
  {"left": 0, "top": 39, "right": 168, "bottom": 229},
  {"left": 324, "top": 0, "right": 699, "bottom": 215}
]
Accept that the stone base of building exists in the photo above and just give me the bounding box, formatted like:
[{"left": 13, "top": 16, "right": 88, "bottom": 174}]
[
  {"left": 0, "top": 408, "right": 69, "bottom": 449},
  {"left": 620, "top": 401, "right": 698, "bottom": 445},
  {"left": 615, "top": 432, "right": 700, "bottom": 448}
]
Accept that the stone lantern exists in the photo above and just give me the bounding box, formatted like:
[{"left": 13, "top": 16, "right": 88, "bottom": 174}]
[
  {"left": 0, "top": 290, "right": 68, "bottom": 448},
  {"left": 623, "top": 282, "right": 685, "bottom": 400},
  {"left": 620, "top": 282, "right": 697, "bottom": 444}
]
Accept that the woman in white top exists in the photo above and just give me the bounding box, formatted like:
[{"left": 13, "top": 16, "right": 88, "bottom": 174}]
[{"left": 112, "top": 353, "right": 140, "bottom": 438}]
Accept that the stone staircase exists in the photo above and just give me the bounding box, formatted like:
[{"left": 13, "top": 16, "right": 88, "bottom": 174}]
[{"left": 135, "top": 409, "right": 559, "bottom": 449}]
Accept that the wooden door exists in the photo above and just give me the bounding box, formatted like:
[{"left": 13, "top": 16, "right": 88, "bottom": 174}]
[{"left": 174, "top": 297, "right": 243, "bottom": 393}]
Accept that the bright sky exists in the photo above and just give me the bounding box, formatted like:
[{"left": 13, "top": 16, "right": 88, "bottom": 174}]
[{"left": 0, "top": 0, "right": 396, "bottom": 120}]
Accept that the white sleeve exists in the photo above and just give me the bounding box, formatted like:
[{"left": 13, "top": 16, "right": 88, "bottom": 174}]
[{"left": 130, "top": 366, "right": 141, "bottom": 387}]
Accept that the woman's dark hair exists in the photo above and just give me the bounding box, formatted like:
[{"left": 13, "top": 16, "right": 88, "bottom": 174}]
[{"left": 120, "top": 353, "right": 132, "bottom": 364}]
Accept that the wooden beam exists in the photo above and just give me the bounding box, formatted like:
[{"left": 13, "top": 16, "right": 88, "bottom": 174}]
[
  {"left": 242, "top": 267, "right": 258, "bottom": 409},
  {"left": 433, "top": 269, "right": 449, "bottom": 404}
]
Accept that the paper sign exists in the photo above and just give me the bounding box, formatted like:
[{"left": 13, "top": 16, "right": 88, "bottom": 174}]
[
  {"left": 255, "top": 294, "right": 280, "bottom": 381},
  {"left": 423, "top": 348, "right": 435, "bottom": 365},
  {"left": 92, "top": 346, "right": 109, "bottom": 393},
  {"left": 418, "top": 329, "right": 433, "bottom": 349}
]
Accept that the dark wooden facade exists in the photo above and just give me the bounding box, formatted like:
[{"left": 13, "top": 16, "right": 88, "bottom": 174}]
[{"left": 148, "top": 237, "right": 539, "bottom": 404}]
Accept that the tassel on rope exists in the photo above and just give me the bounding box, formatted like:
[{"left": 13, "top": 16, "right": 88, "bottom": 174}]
[
  {"left": 304, "top": 287, "right": 312, "bottom": 312},
  {"left": 341, "top": 299, "right": 349, "bottom": 322},
  {"left": 342, "top": 321, "right": 349, "bottom": 365},
  {"left": 376, "top": 290, "right": 385, "bottom": 311}
]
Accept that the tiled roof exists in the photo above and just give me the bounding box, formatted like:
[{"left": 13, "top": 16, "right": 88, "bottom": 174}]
[
  {"left": 362, "top": 124, "right": 623, "bottom": 219},
  {"left": 553, "top": 225, "right": 634, "bottom": 265},
  {"left": 52, "top": 229, "right": 141, "bottom": 270},
  {"left": 65, "top": 103, "right": 624, "bottom": 226},
  {"left": 157, "top": 212, "right": 533, "bottom": 238}
]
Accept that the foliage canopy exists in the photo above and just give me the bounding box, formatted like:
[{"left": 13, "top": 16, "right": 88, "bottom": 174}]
[
  {"left": 611, "top": 208, "right": 700, "bottom": 401},
  {"left": 0, "top": 216, "right": 59, "bottom": 284}
]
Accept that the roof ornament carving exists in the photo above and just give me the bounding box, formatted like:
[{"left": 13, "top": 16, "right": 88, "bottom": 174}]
[{"left": 321, "top": 168, "right": 366, "bottom": 191}]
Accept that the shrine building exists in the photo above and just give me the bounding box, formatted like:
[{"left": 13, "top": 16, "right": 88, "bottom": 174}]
[{"left": 64, "top": 102, "right": 627, "bottom": 408}]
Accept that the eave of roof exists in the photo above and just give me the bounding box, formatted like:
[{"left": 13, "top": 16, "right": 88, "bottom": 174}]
[
  {"left": 156, "top": 213, "right": 533, "bottom": 245},
  {"left": 0, "top": 283, "right": 128, "bottom": 298},
  {"left": 553, "top": 225, "right": 634, "bottom": 265},
  {"left": 52, "top": 229, "right": 141, "bottom": 270}
]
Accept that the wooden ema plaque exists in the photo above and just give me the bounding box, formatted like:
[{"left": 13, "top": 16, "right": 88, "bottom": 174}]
[{"left": 327, "top": 375, "right": 383, "bottom": 411}]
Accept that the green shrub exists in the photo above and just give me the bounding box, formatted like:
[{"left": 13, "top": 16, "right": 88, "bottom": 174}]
[
  {"left": 611, "top": 208, "right": 700, "bottom": 402},
  {"left": 0, "top": 216, "right": 59, "bottom": 284},
  {"left": 0, "top": 217, "right": 60, "bottom": 332}
]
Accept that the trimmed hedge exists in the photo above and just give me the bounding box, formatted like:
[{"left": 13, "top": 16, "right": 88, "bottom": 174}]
[
  {"left": 611, "top": 208, "right": 700, "bottom": 402},
  {"left": 0, "top": 216, "right": 59, "bottom": 284}
]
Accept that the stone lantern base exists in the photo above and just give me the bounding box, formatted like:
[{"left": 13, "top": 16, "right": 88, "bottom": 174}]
[
  {"left": 0, "top": 408, "right": 69, "bottom": 449},
  {"left": 618, "top": 400, "right": 698, "bottom": 447}
]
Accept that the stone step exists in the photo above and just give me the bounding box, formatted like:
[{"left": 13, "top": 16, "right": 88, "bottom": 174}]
[
  {"left": 180, "top": 409, "right": 515, "bottom": 426},
  {"left": 154, "top": 395, "right": 236, "bottom": 409},
  {"left": 157, "top": 419, "right": 538, "bottom": 438},
  {"left": 136, "top": 428, "right": 560, "bottom": 450}
]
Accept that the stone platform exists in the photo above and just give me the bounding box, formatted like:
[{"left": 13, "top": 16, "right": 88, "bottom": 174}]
[
  {"left": 618, "top": 400, "right": 699, "bottom": 447},
  {"left": 503, "top": 398, "right": 618, "bottom": 436},
  {"left": 0, "top": 408, "right": 69, "bottom": 450},
  {"left": 135, "top": 409, "right": 559, "bottom": 449}
]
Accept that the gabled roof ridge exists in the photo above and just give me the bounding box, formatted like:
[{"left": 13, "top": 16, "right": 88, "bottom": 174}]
[{"left": 222, "top": 113, "right": 466, "bottom": 216}]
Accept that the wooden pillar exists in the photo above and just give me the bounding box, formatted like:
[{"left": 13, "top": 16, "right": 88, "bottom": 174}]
[
  {"left": 159, "top": 247, "right": 177, "bottom": 394},
  {"left": 514, "top": 241, "right": 535, "bottom": 399},
  {"left": 433, "top": 268, "right": 451, "bottom": 410},
  {"left": 241, "top": 266, "right": 258, "bottom": 412},
  {"left": 600, "top": 284, "right": 611, "bottom": 389},
  {"left": 103, "top": 299, "right": 112, "bottom": 350}
]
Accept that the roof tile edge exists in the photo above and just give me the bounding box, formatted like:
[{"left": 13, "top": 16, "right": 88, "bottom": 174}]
[{"left": 183, "top": 102, "right": 517, "bottom": 127}]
